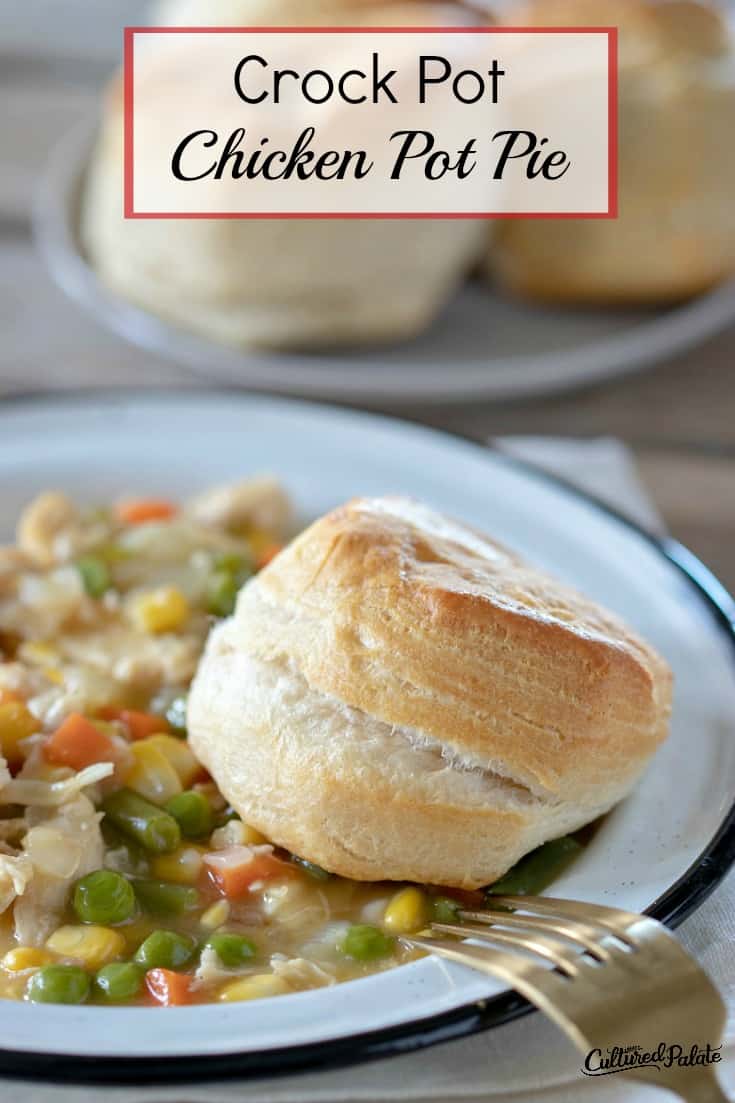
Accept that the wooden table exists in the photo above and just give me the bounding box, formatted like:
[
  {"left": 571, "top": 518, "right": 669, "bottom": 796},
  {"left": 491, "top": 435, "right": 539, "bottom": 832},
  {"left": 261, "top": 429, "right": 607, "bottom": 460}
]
[{"left": 1, "top": 5, "right": 733, "bottom": 592}]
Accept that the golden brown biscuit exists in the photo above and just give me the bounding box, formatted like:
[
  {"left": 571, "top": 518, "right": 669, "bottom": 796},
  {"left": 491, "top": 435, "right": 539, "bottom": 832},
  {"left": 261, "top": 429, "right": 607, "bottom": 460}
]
[
  {"left": 485, "top": 0, "right": 735, "bottom": 305},
  {"left": 188, "top": 497, "right": 672, "bottom": 888},
  {"left": 82, "top": 0, "right": 486, "bottom": 350}
]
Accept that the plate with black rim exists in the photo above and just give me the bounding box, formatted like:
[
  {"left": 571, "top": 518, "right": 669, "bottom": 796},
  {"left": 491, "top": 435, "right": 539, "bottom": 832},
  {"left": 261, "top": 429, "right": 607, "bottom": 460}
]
[{"left": 0, "top": 390, "right": 733, "bottom": 1086}]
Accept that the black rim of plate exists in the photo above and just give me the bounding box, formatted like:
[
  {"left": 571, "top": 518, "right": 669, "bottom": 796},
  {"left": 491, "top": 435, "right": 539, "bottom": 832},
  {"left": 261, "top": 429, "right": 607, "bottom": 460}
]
[{"left": 0, "top": 389, "right": 733, "bottom": 1087}]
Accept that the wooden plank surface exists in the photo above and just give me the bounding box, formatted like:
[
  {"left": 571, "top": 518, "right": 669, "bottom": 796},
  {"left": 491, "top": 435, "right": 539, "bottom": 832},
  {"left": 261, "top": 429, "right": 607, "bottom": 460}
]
[{"left": 0, "top": 6, "right": 733, "bottom": 593}]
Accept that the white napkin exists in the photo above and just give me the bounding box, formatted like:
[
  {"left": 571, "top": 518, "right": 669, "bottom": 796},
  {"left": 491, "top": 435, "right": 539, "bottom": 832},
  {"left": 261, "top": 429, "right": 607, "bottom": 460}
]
[{"left": 9, "top": 438, "right": 735, "bottom": 1103}]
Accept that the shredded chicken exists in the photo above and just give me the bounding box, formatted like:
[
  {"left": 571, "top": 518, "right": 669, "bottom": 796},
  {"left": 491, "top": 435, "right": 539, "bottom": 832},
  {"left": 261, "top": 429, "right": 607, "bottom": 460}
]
[
  {"left": 186, "top": 477, "right": 292, "bottom": 537},
  {"left": 190, "top": 945, "right": 260, "bottom": 991},
  {"left": 261, "top": 880, "right": 330, "bottom": 929},
  {"left": 1, "top": 762, "right": 113, "bottom": 808},
  {"left": 0, "top": 546, "right": 31, "bottom": 597},
  {"left": 14, "top": 795, "right": 105, "bottom": 946},
  {"left": 0, "top": 852, "right": 34, "bottom": 915},
  {"left": 103, "top": 844, "right": 149, "bottom": 879},
  {"left": 269, "top": 955, "right": 336, "bottom": 990},
  {"left": 17, "top": 492, "right": 79, "bottom": 568}
]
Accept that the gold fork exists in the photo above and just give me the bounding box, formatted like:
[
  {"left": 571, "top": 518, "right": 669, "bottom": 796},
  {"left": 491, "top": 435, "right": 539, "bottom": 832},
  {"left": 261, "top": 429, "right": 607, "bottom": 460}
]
[{"left": 405, "top": 895, "right": 730, "bottom": 1103}]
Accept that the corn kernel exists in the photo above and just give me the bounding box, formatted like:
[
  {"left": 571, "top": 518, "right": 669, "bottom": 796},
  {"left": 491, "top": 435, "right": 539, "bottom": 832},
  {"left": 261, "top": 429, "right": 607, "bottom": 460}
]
[
  {"left": 144, "top": 734, "right": 200, "bottom": 787},
  {"left": 199, "top": 899, "right": 231, "bottom": 930},
  {"left": 2, "top": 947, "right": 53, "bottom": 972},
  {"left": 0, "top": 700, "right": 38, "bottom": 769},
  {"left": 130, "top": 586, "right": 190, "bottom": 634},
  {"left": 151, "top": 845, "right": 204, "bottom": 885},
  {"left": 18, "top": 641, "right": 59, "bottom": 666},
  {"left": 42, "top": 667, "right": 65, "bottom": 687},
  {"left": 46, "top": 925, "right": 126, "bottom": 969},
  {"left": 210, "top": 820, "right": 267, "bottom": 849},
  {"left": 218, "top": 974, "right": 290, "bottom": 1003},
  {"left": 382, "top": 887, "right": 431, "bottom": 935},
  {"left": 125, "top": 740, "right": 182, "bottom": 805}
]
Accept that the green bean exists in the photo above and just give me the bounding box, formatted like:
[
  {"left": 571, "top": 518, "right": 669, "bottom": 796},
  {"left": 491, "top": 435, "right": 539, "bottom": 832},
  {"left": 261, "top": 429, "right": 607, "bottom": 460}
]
[
  {"left": 485, "top": 836, "right": 584, "bottom": 898},
  {"left": 165, "top": 791, "right": 213, "bottom": 839},
  {"left": 291, "top": 856, "right": 330, "bottom": 881},
  {"left": 134, "top": 930, "right": 196, "bottom": 971},
  {"left": 134, "top": 878, "right": 200, "bottom": 917},
  {"left": 204, "top": 933, "right": 257, "bottom": 968},
  {"left": 95, "top": 962, "right": 144, "bottom": 1002},
  {"left": 431, "top": 897, "right": 461, "bottom": 924},
  {"left": 26, "top": 965, "right": 91, "bottom": 1005},
  {"left": 73, "top": 870, "right": 136, "bottom": 925},
  {"left": 102, "top": 789, "right": 181, "bottom": 855},
  {"left": 340, "top": 925, "right": 394, "bottom": 962},
  {"left": 75, "top": 556, "right": 112, "bottom": 599}
]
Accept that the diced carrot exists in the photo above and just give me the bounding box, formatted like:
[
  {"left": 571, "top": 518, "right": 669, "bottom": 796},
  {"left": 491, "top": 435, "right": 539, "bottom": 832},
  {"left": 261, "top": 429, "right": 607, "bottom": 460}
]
[
  {"left": 44, "top": 713, "right": 119, "bottom": 771},
  {"left": 100, "top": 708, "right": 167, "bottom": 741},
  {"left": 0, "top": 689, "right": 21, "bottom": 705},
  {"left": 116, "top": 499, "right": 177, "bottom": 525},
  {"left": 204, "top": 845, "right": 288, "bottom": 900},
  {"left": 255, "top": 543, "right": 283, "bottom": 571},
  {"left": 145, "top": 968, "right": 193, "bottom": 1007}
]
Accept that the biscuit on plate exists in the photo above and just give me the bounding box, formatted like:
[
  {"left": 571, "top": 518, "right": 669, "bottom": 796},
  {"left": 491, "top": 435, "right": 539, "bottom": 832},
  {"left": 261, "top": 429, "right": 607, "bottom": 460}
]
[
  {"left": 82, "top": 0, "right": 486, "bottom": 350},
  {"left": 188, "top": 497, "right": 672, "bottom": 889},
  {"left": 484, "top": 0, "right": 735, "bottom": 304}
]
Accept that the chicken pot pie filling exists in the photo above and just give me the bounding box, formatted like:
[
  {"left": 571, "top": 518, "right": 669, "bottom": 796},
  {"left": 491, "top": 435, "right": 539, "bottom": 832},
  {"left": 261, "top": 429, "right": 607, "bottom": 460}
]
[{"left": 0, "top": 481, "right": 582, "bottom": 1007}]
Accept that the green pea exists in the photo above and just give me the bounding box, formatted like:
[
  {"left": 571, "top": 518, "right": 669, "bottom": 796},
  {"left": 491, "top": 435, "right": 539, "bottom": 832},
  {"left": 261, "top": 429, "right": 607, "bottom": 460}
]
[
  {"left": 204, "top": 933, "right": 257, "bottom": 968},
  {"left": 73, "top": 870, "right": 136, "bottom": 925},
  {"left": 214, "top": 552, "right": 253, "bottom": 576},
  {"left": 432, "top": 897, "right": 461, "bottom": 924},
  {"left": 291, "top": 856, "right": 330, "bottom": 881},
  {"left": 165, "top": 791, "right": 213, "bottom": 839},
  {"left": 340, "top": 925, "right": 394, "bottom": 962},
  {"left": 102, "top": 789, "right": 181, "bottom": 855},
  {"left": 485, "top": 836, "right": 584, "bottom": 898},
  {"left": 206, "top": 570, "right": 241, "bottom": 618},
  {"left": 165, "top": 694, "right": 188, "bottom": 736},
  {"left": 26, "top": 965, "right": 91, "bottom": 1005},
  {"left": 134, "top": 879, "right": 200, "bottom": 917},
  {"left": 95, "top": 962, "right": 144, "bottom": 1002},
  {"left": 134, "top": 930, "right": 196, "bottom": 971},
  {"left": 75, "top": 556, "right": 112, "bottom": 599},
  {"left": 207, "top": 553, "right": 253, "bottom": 618}
]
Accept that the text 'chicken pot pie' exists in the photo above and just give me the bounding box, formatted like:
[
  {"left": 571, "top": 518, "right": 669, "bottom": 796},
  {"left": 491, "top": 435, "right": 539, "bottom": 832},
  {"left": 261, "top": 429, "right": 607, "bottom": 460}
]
[{"left": 189, "top": 497, "right": 672, "bottom": 891}]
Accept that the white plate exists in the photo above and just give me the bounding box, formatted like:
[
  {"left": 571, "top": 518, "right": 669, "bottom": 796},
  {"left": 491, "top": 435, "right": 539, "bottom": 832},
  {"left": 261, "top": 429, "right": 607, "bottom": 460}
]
[
  {"left": 35, "top": 124, "right": 735, "bottom": 405},
  {"left": 0, "top": 392, "right": 734, "bottom": 1085}
]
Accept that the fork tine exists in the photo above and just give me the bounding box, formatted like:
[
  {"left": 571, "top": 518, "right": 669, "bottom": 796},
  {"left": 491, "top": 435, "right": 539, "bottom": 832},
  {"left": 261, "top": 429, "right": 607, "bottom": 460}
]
[
  {"left": 408, "top": 936, "right": 589, "bottom": 1052},
  {"left": 458, "top": 908, "right": 618, "bottom": 961},
  {"left": 430, "top": 921, "right": 581, "bottom": 975},
  {"left": 488, "top": 895, "right": 640, "bottom": 945}
]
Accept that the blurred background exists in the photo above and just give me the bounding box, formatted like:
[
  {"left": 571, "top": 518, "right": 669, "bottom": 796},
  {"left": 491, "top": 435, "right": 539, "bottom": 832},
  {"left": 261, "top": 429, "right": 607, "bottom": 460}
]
[{"left": 1, "top": 0, "right": 734, "bottom": 590}]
